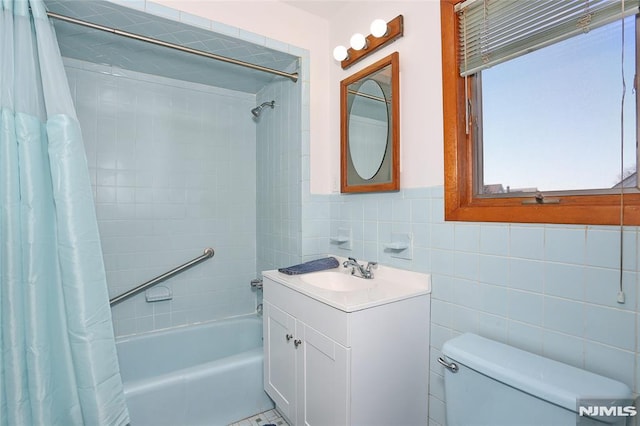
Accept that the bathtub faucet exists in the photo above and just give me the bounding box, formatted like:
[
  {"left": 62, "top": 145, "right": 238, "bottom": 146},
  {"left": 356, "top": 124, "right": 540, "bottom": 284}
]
[{"left": 343, "top": 257, "right": 377, "bottom": 279}]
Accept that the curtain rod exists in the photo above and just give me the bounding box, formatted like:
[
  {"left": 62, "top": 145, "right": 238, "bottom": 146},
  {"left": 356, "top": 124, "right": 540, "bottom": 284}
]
[{"left": 46, "top": 11, "right": 299, "bottom": 83}]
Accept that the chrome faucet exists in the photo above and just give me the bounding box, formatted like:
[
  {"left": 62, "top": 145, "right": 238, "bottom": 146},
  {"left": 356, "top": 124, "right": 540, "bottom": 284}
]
[{"left": 343, "top": 257, "right": 377, "bottom": 279}]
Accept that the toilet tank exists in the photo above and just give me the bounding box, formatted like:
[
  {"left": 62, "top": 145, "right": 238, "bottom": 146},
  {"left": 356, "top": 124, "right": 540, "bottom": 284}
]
[{"left": 441, "top": 333, "right": 633, "bottom": 426}]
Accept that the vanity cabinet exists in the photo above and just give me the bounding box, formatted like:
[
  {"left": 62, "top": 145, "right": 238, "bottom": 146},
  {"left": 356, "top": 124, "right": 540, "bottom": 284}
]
[
  {"left": 262, "top": 272, "right": 430, "bottom": 426},
  {"left": 264, "top": 301, "right": 349, "bottom": 425}
]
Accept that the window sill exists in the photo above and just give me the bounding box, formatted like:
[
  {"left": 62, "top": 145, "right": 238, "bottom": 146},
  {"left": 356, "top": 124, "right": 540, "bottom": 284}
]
[{"left": 445, "top": 191, "right": 640, "bottom": 225}]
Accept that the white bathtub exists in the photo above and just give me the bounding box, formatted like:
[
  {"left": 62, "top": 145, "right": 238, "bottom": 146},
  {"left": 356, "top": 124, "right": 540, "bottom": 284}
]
[{"left": 116, "top": 315, "right": 274, "bottom": 426}]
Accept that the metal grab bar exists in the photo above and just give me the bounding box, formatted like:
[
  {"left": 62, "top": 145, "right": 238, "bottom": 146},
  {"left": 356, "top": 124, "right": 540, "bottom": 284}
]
[{"left": 109, "top": 247, "right": 214, "bottom": 307}]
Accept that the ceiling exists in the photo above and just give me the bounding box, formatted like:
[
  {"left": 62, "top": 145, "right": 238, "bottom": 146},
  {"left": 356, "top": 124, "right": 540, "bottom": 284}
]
[
  {"left": 45, "top": 0, "right": 299, "bottom": 93},
  {"left": 281, "top": 1, "right": 350, "bottom": 19}
]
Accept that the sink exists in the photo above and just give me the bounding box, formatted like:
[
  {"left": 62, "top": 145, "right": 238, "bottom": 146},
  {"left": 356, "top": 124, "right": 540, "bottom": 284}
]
[
  {"left": 264, "top": 256, "right": 430, "bottom": 312},
  {"left": 300, "top": 271, "right": 376, "bottom": 292}
]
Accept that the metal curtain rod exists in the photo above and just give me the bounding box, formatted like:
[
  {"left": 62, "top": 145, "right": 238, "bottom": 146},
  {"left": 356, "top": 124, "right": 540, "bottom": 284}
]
[
  {"left": 46, "top": 11, "right": 299, "bottom": 83},
  {"left": 109, "top": 247, "right": 215, "bottom": 306}
]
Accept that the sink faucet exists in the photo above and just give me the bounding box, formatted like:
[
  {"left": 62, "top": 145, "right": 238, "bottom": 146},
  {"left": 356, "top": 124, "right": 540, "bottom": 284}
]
[{"left": 343, "top": 257, "right": 377, "bottom": 279}]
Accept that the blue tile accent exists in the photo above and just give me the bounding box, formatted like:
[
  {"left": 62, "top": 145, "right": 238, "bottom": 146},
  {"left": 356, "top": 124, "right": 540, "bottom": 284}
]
[
  {"left": 432, "top": 223, "right": 455, "bottom": 250},
  {"left": 585, "top": 341, "right": 635, "bottom": 389},
  {"left": 545, "top": 227, "right": 586, "bottom": 264},
  {"left": 412, "top": 223, "right": 430, "bottom": 248},
  {"left": 584, "top": 304, "right": 635, "bottom": 351},
  {"left": 584, "top": 267, "right": 636, "bottom": 311},
  {"left": 454, "top": 224, "right": 480, "bottom": 253},
  {"left": 507, "top": 321, "right": 543, "bottom": 354},
  {"left": 451, "top": 277, "right": 479, "bottom": 309},
  {"left": 477, "top": 283, "right": 508, "bottom": 316},
  {"left": 144, "top": 1, "right": 180, "bottom": 20},
  {"left": 392, "top": 198, "right": 412, "bottom": 222},
  {"left": 543, "top": 296, "right": 584, "bottom": 337},
  {"left": 544, "top": 262, "right": 584, "bottom": 300},
  {"left": 431, "top": 198, "right": 445, "bottom": 223},
  {"left": 211, "top": 21, "right": 240, "bottom": 38},
  {"left": 454, "top": 252, "right": 478, "bottom": 281},
  {"left": 479, "top": 224, "right": 509, "bottom": 256},
  {"left": 509, "top": 258, "right": 544, "bottom": 292},
  {"left": 478, "top": 312, "right": 508, "bottom": 342},
  {"left": 508, "top": 289, "right": 543, "bottom": 326},
  {"left": 543, "top": 330, "right": 584, "bottom": 367},
  {"left": 478, "top": 255, "right": 509, "bottom": 286},
  {"left": 411, "top": 198, "right": 430, "bottom": 223},
  {"left": 431, "top": 249, "right": 454, "bottom": 277},
  {"left": 586, "top": 228, "right": 621, "bottom": 269},
  {"left": 266, "top": 37, "right": 290, "bottom": 53},
  {"left": 510, "top": 225, "right": 544, "bottom": 260},
  {"left": 238, "top": 29, "right": 266, "bottom": 46},
  {"left": 179, "top": 11, "right": 212, "bottom": 30}
]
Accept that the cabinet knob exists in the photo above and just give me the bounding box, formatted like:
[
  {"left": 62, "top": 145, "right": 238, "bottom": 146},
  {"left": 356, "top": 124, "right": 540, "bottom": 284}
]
[
  {"left": 286, "top": 334, "right": 293, "bottom": 342},
  {"left": 294, "top": 339, "right": 302, "bottom": 347}
]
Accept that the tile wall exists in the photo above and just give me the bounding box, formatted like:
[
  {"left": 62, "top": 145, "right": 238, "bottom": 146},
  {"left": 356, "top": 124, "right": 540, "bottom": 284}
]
[
  {"left": 256, "top": 63, "right": 303, "bottom": 273},
  {"left": 305, "top": 186, "right": 639, "bottom": 426},
  {"left": 65, "top": 58, "right": 259, "bottom": 337}
]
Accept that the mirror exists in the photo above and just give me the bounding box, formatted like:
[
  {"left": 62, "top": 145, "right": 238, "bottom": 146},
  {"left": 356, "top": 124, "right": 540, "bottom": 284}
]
[{"left": 341, "top": 52, "right": 399, "bottom": 193}]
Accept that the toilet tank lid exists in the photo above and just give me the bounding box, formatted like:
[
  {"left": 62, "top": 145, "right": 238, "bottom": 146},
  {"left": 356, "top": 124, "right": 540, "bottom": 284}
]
[{"left": 442, "top": 333, "right": 632, "bottom": 413}]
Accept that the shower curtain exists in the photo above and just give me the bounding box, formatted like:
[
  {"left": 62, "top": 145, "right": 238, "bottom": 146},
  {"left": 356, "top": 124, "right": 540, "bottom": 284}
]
[{"left": 0, "top": 1, "right": 129, "bottom": 425}]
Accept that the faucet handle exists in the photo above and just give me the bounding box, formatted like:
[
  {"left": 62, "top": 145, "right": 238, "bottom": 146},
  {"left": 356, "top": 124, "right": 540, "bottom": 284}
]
[
  {"left": 365, "top": 262, "right": 377, "bottom": 278},
  {"left": 343, "top": 257, "right": 358, "bottom": 268}
]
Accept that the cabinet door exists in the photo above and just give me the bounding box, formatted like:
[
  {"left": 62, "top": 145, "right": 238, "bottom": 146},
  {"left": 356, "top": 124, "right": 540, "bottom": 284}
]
[
  {"left": 264, "top": 301, "right": 296, "bottom": 420},
  {"left": 297, "top": 323, "right": 350, "bottom": 426}
]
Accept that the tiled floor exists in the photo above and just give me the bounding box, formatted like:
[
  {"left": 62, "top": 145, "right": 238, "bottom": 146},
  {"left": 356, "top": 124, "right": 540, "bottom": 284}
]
[{"left": 229, "top": 409, "right": 289, "bottom": 426}]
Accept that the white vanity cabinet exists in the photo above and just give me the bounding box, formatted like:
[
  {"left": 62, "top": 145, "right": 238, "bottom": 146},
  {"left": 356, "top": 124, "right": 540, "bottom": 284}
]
[
  {"left": 264, "top": 300, "right": 349, "bottom": 426},
  {"left": 262, "top": 267, "right": 430, "bottom": 426}
]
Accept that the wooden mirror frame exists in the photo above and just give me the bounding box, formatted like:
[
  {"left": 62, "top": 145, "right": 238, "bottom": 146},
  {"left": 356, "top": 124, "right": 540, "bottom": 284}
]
[{"left": 340, "top": 52, "right": 400, "bottom": 193}]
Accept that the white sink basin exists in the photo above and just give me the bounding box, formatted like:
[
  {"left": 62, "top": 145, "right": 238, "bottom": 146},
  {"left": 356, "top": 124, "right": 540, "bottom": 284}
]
[
  {"left": 263, "top": 256, "right": 431, "bottom": 312},
  {"left": 300, "top": 271, "right": 376, "bottom": 292}
]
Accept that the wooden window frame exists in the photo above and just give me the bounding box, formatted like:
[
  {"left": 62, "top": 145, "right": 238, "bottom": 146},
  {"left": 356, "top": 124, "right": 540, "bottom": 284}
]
[{"left": 441, "top": 0, "right": 640, "bottom": 226}]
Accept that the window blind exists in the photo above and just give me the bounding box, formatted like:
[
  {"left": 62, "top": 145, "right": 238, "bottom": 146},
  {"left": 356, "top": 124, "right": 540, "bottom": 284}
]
[{"left": 456, "top": 0, "right": 639, "bottom": 76}]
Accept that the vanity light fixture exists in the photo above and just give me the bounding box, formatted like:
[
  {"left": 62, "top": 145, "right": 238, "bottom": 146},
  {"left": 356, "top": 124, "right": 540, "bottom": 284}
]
[
  {"left": 350, "top": 33, "right": 367, "bottom": 50},
  {"left": 333, "top": 15, "right": 403, "bottom": 69},
  {"left": 333, "top": 45, "right": 349, "bottom": 61},
  {"left": 370, "top": 19, "right": 388, "bottom": 38}
]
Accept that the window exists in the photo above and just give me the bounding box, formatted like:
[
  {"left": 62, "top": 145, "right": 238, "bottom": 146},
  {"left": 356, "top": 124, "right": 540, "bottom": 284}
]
[{"left": 441, "top": 0, "right": 640, "bottom": 225}]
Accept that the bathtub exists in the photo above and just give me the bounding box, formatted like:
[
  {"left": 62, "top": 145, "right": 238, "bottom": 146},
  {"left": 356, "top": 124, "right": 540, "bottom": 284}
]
[{"left": 116, "top": 315, "right": 274, "bottom": 426}]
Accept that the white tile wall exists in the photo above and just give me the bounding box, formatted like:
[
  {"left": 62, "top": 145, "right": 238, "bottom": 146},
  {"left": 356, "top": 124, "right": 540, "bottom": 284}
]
[{"left": 65, "top": 58, "right": 258, "bottom": 337}]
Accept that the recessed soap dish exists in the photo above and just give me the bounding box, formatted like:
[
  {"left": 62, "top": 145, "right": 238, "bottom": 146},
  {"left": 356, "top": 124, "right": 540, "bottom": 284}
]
[
  {"left": 384, "top": 233, "right": 413, "bottom": 260},
  {"left": 383, "top": 242, "right": 409, "bottom": 250},
  {"left": 330, "top": 227, "right": 352, "bottom": 250},
  {"left": 146, "top": 285, "right": 172, "bottom": 302},
  {"left": 330, "top": 236, "right": 350, "bottom": 243}
]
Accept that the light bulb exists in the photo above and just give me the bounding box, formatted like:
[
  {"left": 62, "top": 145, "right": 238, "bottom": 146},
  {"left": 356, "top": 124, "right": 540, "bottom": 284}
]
[
  {"left": 333, "top": 45, "right": 349, "bottom": 61},
  {"left": 370, "top": 19, "right": 388, "bottom": 38},
  {"left": 350, "top": 33, "right": 367, "bottom": 51}
]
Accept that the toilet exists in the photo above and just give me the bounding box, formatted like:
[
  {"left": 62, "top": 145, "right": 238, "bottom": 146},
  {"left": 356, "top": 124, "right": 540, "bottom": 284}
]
[{"left": 440, "top": 333, "right": 633, "bottom": 426}]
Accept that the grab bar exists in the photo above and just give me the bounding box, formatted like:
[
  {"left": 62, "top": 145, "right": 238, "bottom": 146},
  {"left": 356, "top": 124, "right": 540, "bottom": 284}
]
[{"left": 109, "top": 247, "right": 215, "bottom": 307}]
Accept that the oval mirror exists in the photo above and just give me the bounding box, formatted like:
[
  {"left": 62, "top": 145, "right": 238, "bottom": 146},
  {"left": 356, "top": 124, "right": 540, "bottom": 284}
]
[
  {"left": 340, "top": 52, "right": 399, "bottom": 193},
  {"left": 348, "top": 79, "right": 388, "bottom": 180}
]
